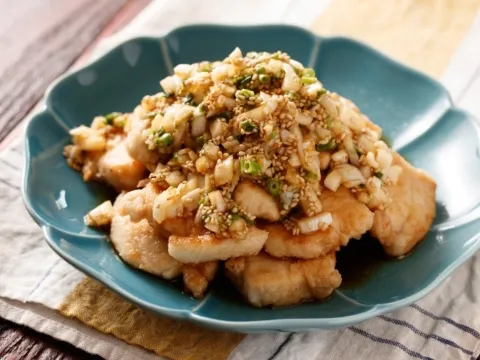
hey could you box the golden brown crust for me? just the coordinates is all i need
[183,261,219,298]
[263,223,340,259]
[321,186,375,245]
[225,252,341,307]
[370,153,436,256]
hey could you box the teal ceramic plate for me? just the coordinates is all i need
[22,25,480,332]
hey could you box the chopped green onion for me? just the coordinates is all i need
[306,172,319,181]
[269,130,277,140]
[199,196,210,205]
[196,136,205,148]
[198,103,206,114]
[325,115,332,129]
[315,139,336,152]
[286,91,298,99]
[159,92,174,99]
[230,213,241,221]
[153,127,165,136]
[239,75,253,88]
[293,67,303,76]
[114,117,126,128]
[272,53,280,60]
[374,172,383,179]
[317,89,327,98]
[301,76,317,85]
[355,147,362,156]
[155,133,173,147]
[201,63,211,72]
[104,112,121,125]
[158,91,174,99]
[267,179,282,196]
[149,127,164,137]
[240,120,257,132]
[182,93,194,105]
[303,68,316,77]
[241,214,255,225]
[239,89,255,98]
[240,159,262,175]
[259,74,271,84]
[255,66,266,74]
[217,111,233,120]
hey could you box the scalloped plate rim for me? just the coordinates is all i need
[21,24,480,332]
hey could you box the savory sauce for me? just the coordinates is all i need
[336,234,393,287]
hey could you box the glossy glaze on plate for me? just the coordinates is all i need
[22,25,480,332]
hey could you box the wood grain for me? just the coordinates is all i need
[0,0,127,143]
[0,0,152,152]
[0,0,151,358]
[0,317,103,359]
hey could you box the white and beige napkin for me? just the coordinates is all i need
[1,1,480,359]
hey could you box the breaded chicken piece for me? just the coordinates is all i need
[115,184,195,238]
[98,140,146,192]
[115,188,151,222]
[225,252,341,307]
[182,261,218,298]
[161,217,196,237]
[370,153,436,256]
[233,180,281,221]
[111,191,182,279]
[110,216,182,279]
[168,227,268,263]
[321,186,374,245]
[263,223,340,259]
[126,108,161,165]
[263,186,373,259]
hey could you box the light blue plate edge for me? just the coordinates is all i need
[20,24,480,332]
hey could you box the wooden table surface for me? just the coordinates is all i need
[0,1,151,358]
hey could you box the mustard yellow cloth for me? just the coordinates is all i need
[59,279,245,360]
[59,1,479,359]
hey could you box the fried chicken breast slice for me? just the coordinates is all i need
[182,261,218,298]
[370,153,436,257]
[115,183,195,238]
[225,252,341,307]
[233,180,281,221]
[263,223,340,259]
[98,140,147,192]
[263,186,373,259]
[126,107,161,165]
[110,216,183,279]
[321,186,374,245]
[111,191,183,279]
[168,227,268,263]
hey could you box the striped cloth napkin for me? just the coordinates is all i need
[1,1,480,359]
